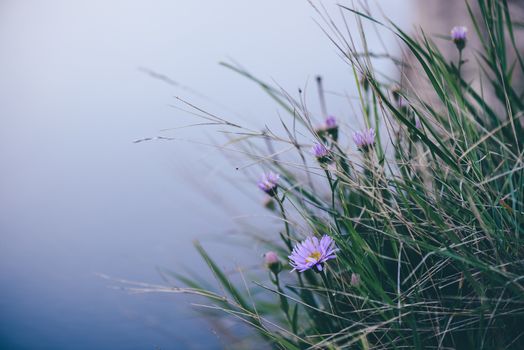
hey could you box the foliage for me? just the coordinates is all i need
[156,1,524,348]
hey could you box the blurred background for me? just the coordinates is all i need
[0,1,410,349]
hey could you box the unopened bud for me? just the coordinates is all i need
[451,26,467,51]
[264,251,282,274]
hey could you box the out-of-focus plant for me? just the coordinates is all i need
[133,0,524,348]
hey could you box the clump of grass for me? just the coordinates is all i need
[137,1,524,348]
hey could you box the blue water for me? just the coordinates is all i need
[0,0,409,348]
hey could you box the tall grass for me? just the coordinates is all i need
[139,1,524,348]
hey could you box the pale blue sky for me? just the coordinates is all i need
[0,1,410,348]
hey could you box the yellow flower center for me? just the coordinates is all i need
[307,251,322,263]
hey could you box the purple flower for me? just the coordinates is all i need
[451,26,467,49]
[258,172,280,197]
[451,26,467,41]
[324,116,339,141]
[311,143,330,165]
[289,235,338,273]
[325,115,337,129]
[315,116,339,141]
[353,128,375,151]
[311,142,329,159]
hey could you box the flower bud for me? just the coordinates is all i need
[257,172,280,197]
[324,115,339,141]
[315,116,339,142]
[311,142,330,165]
[325,115,337,129]
[264,251,282,274]
[451,26,467,51]
[353,128,375,152]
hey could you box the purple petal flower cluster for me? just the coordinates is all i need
[325,115,337,129]
[311,142,329,159]
[289,235,338,273]
[315,116,339,141]
[324,115,339,141]
[451,26,467,41]
[451,26,467,50]
[258,172,280,197]
[353,128,375,151]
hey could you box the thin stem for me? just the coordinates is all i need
[319,269,343,329]
[458,49,463,80]
[277,196,293,251]
[272,273,291,324]
[324,169,342,234]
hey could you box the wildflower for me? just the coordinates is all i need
[289,235,338,273]
[353,128,375,151]
[325,115,337,129]
[311,142,330,164]
[258,172,280,197]
[315,115,338,141]
[264,251,282,274]
[451,26,467,50]
[315,115,339,141]
[350,273,361,287]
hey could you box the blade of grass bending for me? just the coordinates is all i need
[194,240,250,311]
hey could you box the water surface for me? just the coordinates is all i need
[0,1,409,348]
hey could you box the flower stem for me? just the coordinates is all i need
[458,48,463,80]
[325,169,342,234]
[276,196,293,251]
[320,269,342,326]
[272,273,291,323]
